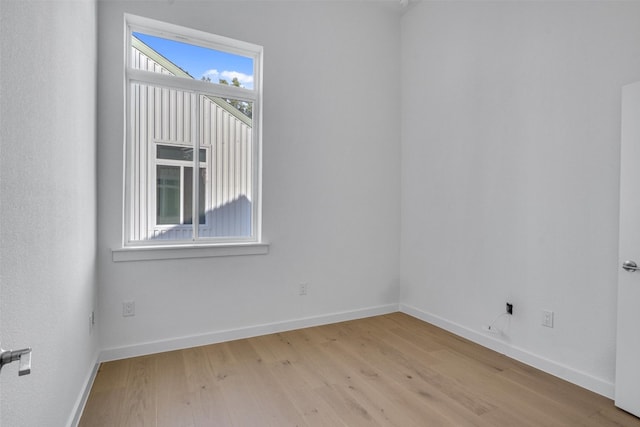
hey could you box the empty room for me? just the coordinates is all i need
[2,0,640,425]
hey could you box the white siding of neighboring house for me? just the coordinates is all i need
[131,42,253,241]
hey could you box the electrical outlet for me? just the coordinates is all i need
[123,300,135,317]
[506,302,513,315]
[89,310,95,335]
[542,310,554,328]
[299,283,308,296]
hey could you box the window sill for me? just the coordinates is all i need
[112,242,269,262]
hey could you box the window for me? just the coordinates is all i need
[154,144,207,226]
[123,15,263,251]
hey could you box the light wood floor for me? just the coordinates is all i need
[79,313,640,426]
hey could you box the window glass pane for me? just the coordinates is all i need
[220,98,252,119]
[157,145,206,162]
[198,168,206,225]
[157,165,180,225]
[183,167,206,225]
[199,94,253,238]
[131,32,254,89]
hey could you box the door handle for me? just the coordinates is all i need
[622,260,640,272]
[0,346,31,376]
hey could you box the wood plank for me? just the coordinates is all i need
[89,359,131,393]
[118,355,157,427]
[155,350,195,427]
[78,389,127,427]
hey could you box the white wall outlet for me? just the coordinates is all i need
[89,310,95,335]
[299,283,308,296]
[123,300,135,317]
[542,310,554,328]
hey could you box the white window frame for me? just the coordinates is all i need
[115,14,267,261]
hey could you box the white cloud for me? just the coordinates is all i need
[220,71,254,88]
[202,69,220,80]
[201,69,254,89]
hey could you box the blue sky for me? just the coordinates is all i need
[134,32,254,89]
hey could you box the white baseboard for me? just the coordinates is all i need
[399,303,614,399]
[99,304,399,362]
[67,351,100,427]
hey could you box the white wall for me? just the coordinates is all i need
[97,1,401,355]
[401,1,640,396]
[0,1,98,426]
